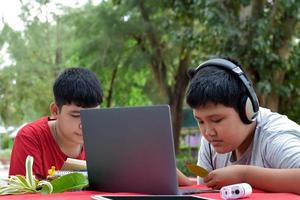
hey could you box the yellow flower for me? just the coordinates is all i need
[48,166,56,176]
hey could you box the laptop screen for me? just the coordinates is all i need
[80,105,179,195]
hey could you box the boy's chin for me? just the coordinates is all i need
[213,147,232,154]
[75,137,84,145]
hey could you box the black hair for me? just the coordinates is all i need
[186,59,247,112]
[53,67,103,110]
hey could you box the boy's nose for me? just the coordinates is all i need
[205,127,217,136]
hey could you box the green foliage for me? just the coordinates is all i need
[0,156,88,195]
[0,156,52,195]
[1,0,300,141]
[0,149,11,164]
[0,21,57,126]
[0,134,13,149]
[62,1,162,107]
[49,173,88,193]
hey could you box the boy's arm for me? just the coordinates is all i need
[177,168,194,186]
[9,131,43,178]
[204,165,300,194]
[244,166,300,194]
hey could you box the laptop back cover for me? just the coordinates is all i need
[81,105,179,195]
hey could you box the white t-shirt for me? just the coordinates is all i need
[197,107,300,183]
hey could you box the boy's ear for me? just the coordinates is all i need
[50,102,59,118]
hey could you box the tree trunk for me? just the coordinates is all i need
[239,0,297,112]
[106,66,118,108]
[169,50,190,154]
[138,2,193,154]
[54,16,62,77]
[265,1,297,111]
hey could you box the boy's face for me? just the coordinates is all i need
[193,102,254,154]
[55,104,98,146]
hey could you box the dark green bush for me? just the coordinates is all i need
[176,146,198,177]
[1,134,13,149]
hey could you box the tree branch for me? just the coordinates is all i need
[137,1,171,98]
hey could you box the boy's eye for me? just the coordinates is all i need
[71,114,80,118]
[212,118,222,123]
[197,120,204,125]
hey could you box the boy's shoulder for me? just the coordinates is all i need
[257,107,300,136]
[14,116,50,138]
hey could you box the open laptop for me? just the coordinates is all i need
[80,105,213,195]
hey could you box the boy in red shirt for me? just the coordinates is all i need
[9,68,103,179]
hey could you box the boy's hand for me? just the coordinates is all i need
[203,165,247,189]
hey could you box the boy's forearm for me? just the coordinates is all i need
[177,168,194,186]
[244,166,300,194]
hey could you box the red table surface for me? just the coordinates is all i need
[0,185,299,200]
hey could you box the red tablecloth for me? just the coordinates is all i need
[0,185,299,200]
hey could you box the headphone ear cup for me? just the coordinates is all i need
[239,96,256,124]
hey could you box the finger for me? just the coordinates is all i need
[212,184,222,190]
[206,182,215,188]
[205,180,222,190]
[203,173,213,183]
[204,178,215,188]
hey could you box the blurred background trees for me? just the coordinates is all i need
[1,0,300,154]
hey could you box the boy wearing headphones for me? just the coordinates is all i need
[9,68,103,179]
[186,58,300,194]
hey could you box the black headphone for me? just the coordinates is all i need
[188,58,259,124]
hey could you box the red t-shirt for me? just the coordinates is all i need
[9,116,85,179]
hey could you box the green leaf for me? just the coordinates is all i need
[1,156,88,196]
[38,180,53,194]
[0,187,20,195]
[0,185,36,195]
[9,175,30,188]
[50,172,88,193]
[25,155,36,189]
[0,155,42,195]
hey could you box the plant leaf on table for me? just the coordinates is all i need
[0,156,38,195]
[38,180,53,194]
[49,172,88,193]
[0,155,88,195]
[25,156,36,189]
